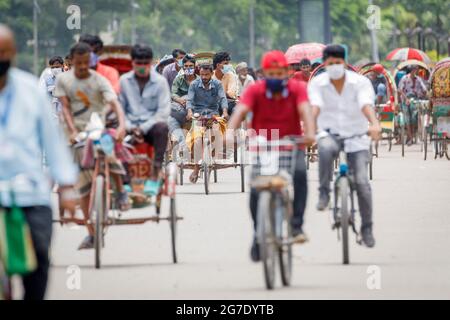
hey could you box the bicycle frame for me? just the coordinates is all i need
[333,150,359,237]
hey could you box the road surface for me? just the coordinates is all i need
[41,143,450,299]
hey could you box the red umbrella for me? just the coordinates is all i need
[386,47,431,64]
[285,43,326,64]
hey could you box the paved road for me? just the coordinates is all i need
[44,143,450,299]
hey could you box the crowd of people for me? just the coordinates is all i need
[2,21,435,300]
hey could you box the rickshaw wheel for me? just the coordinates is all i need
[170,198,178,264]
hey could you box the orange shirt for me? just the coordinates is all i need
[96,62,120,94]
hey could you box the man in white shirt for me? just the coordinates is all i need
[308,45,381,247]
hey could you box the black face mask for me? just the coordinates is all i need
[0,60,11,77]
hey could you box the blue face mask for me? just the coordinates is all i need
[185,67,195,76]
[222,64,233,74]
[89,52,99,68]
[178,59,184,67]
[266,78,286,93]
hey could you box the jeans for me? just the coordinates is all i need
[143,122,169,167]
[250,150,307,232]
[168,116,187,149]
[318,136,373,229]
[21,206,53,300]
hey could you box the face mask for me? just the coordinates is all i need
[178,59,184,67]
[51,68,63,77]
[266,78,286,93]
[222,64,233,74]
[326,64,345,80]
[134,64,151,78]
[185,67,195,76]
[0,60,11,77]
[89,52,99,68]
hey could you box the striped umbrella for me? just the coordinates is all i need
[386,47,431,64]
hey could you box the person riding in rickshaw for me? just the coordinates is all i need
[212,52,239,115]
[169,54,199,158]
[119,44,171,195]
[398,65,428,146]
[185,64,229,183]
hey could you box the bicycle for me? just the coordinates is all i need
[250,136,305,290]
[180,112,245,195]
[321,132,371,265]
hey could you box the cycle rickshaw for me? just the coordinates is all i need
[427,57,450,160]
[174,52,246,195]
[395,59,432,154]
[54,46,182,269]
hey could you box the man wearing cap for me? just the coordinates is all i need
[236,62,255,96]
[228,50,315,262]
[308,44,381,248]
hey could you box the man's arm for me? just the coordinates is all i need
[186,82,195,119]
[362,105,381,140]
[224,73,238,100]
[60,96,79,143]
[298,102,315,144]
[217,82,229,117]
[109,98,127,140]
[140,80,171,133]
[118,82,136,131]
[171,76,186,105]
[228,103,250,130]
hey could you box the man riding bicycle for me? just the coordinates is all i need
[186,64,229,184]
[55,42,129,250]
[119,44,171,195]
[308,44,381,248]
[228,50,315,262]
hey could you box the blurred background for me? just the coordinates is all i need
[0,0,449,73]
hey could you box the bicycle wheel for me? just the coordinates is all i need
[179,164,184,186]
[170,198,178,264]
[388,132,393,152]
[338,178,350,265]
[94,175,106,269]
[423,130,428,160]
[203,163,209,195]
[445,140,450,161]
[277,193,293,287]
[401,126,405,157]
[369,145,373,181]
[257,191,276,290]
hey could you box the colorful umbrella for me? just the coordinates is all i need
[386,48,431,64]
[285,43,326,65]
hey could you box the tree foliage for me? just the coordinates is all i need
[0,0,448,72]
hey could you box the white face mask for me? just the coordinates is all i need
[326,64,345,80]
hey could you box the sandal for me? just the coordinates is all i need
[189,170,200,184]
